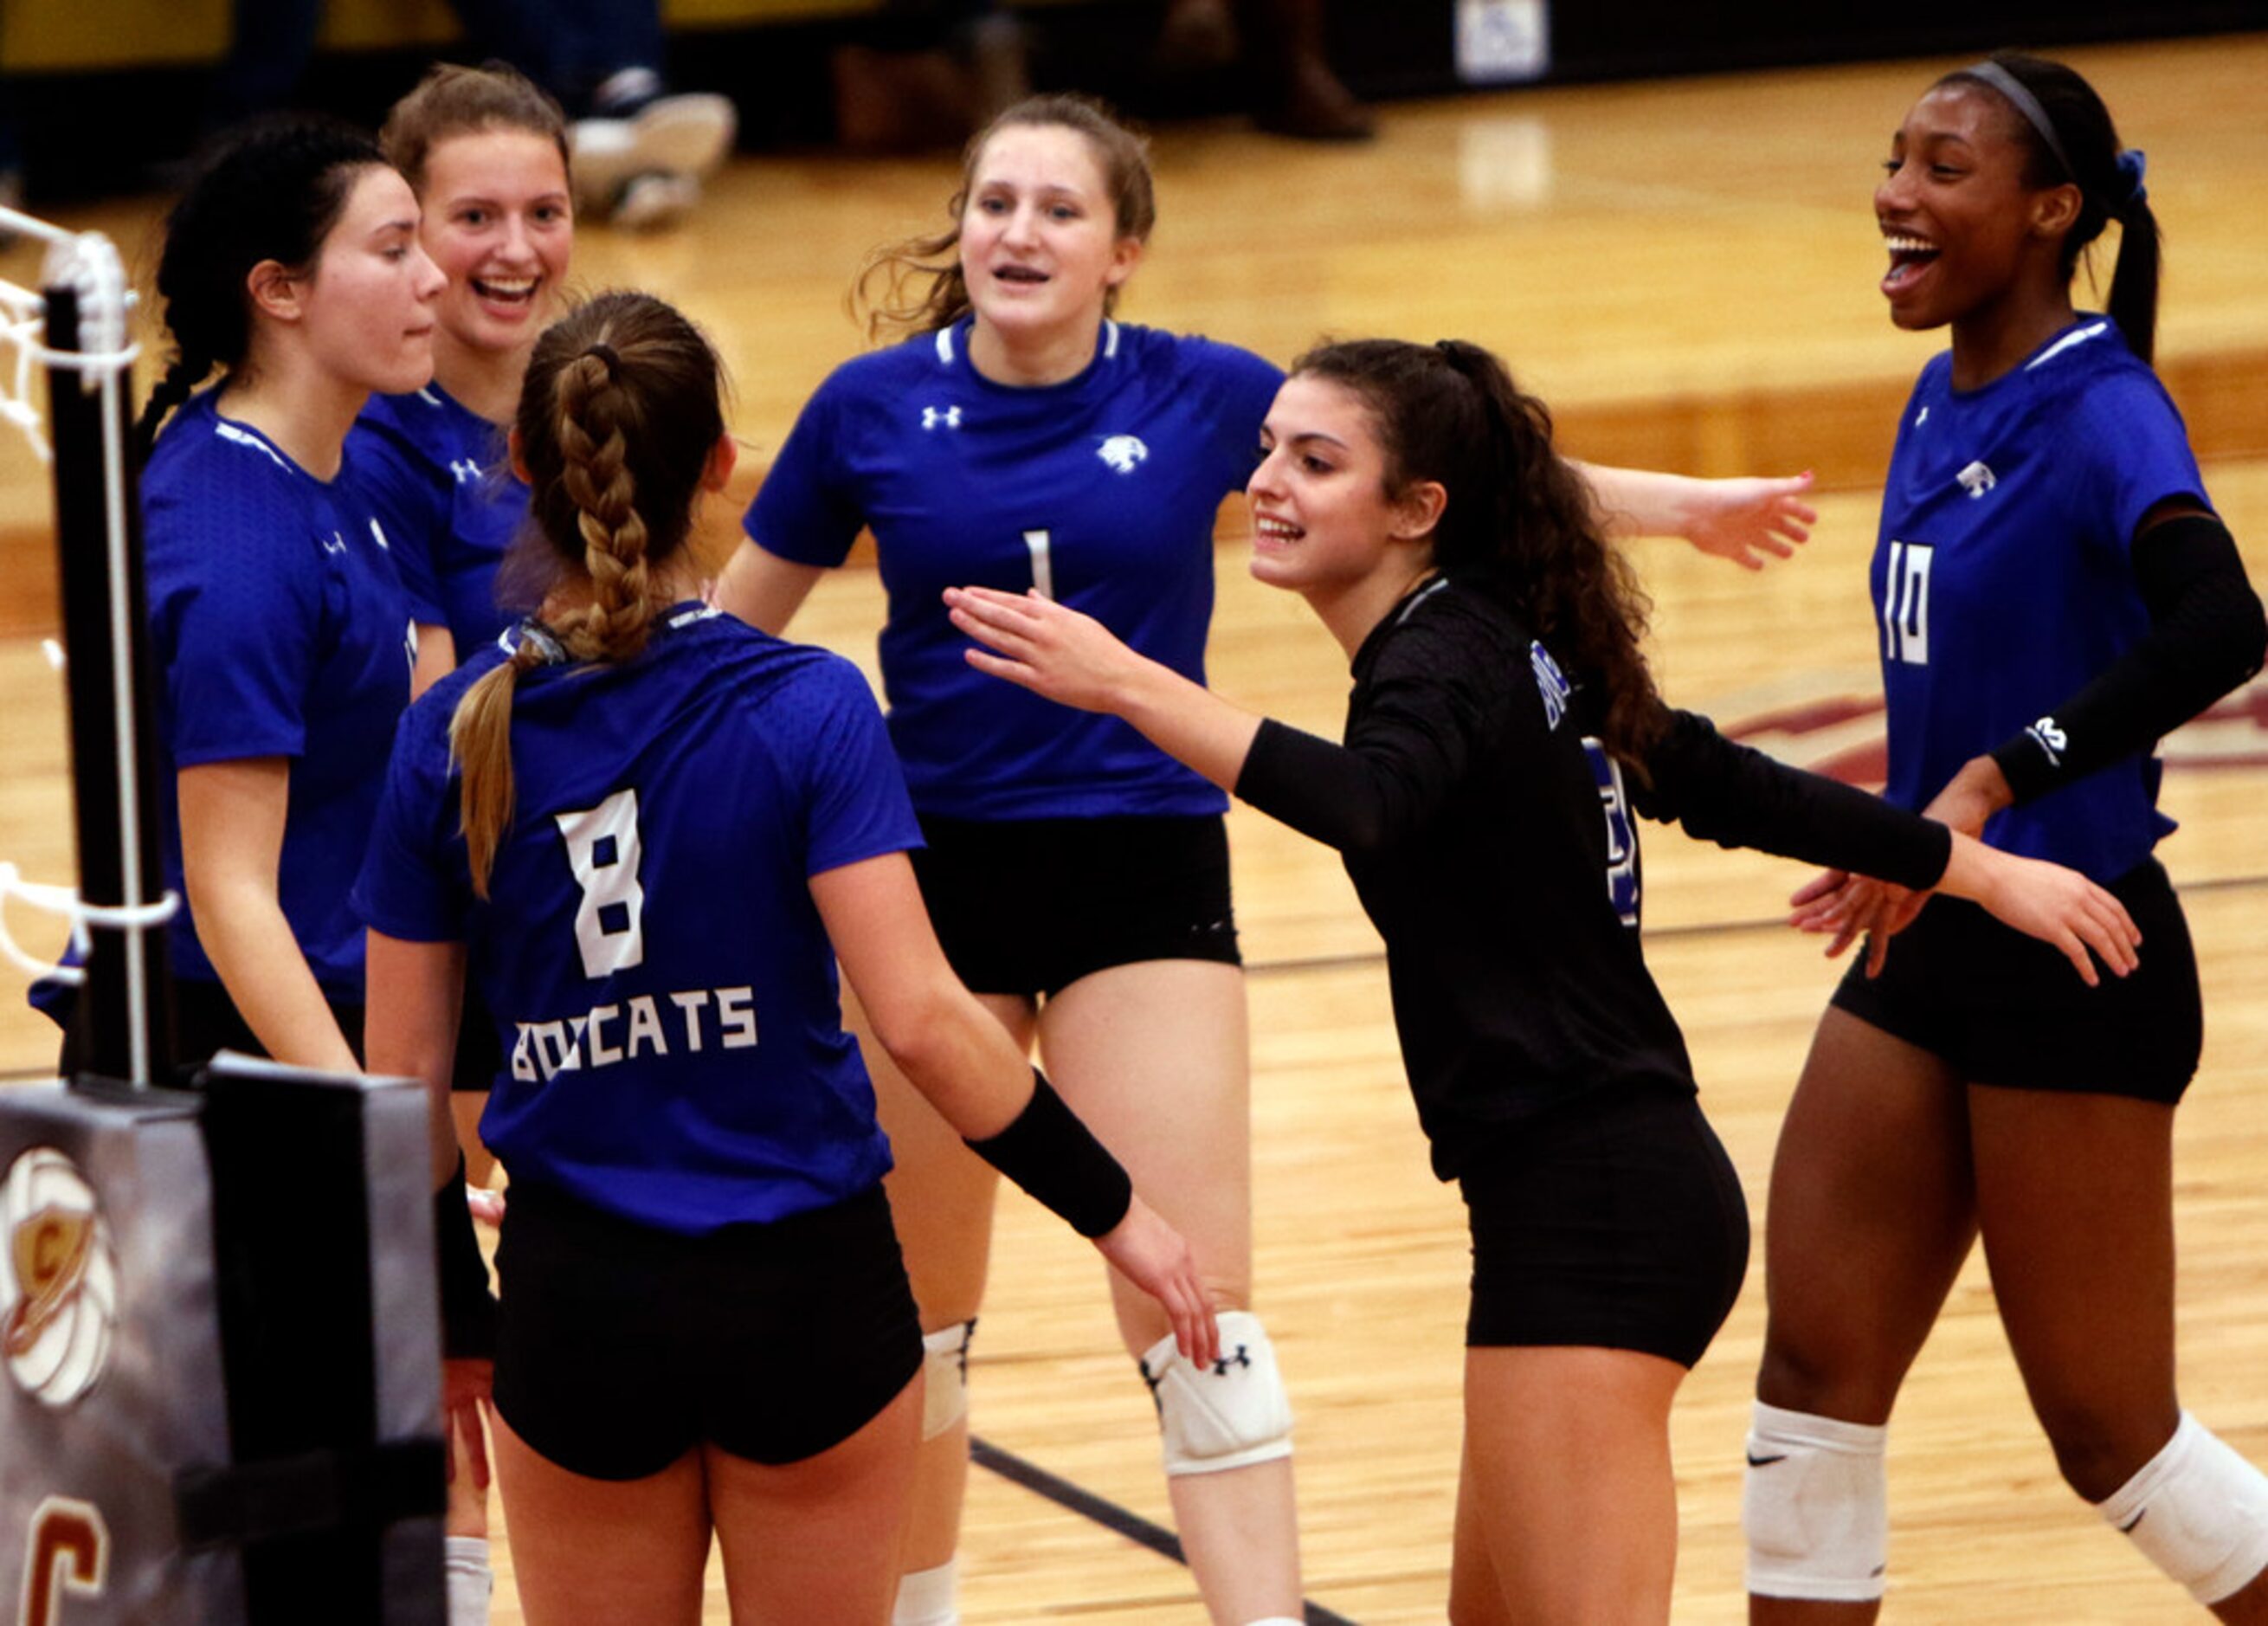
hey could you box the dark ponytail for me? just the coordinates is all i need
[452,292,726,896]
[135,115,387,458]
[1941,51,2160,364]
[1294,337,1666,768]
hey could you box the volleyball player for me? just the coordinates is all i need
[357,290,1215,1624]
[712,91,1819,1626]
[113,116,515,1623]
[121,117,436,1074]
[357,62,571,696]
[351,62,574,1232]
[1744,53,2268,1621]
[944,333,2144,1623]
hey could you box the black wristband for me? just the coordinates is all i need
[435,1158,499,1361]
[963,1069,1133,1239]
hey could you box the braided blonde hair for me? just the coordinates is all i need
[451,291,725,895]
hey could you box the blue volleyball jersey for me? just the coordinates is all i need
[1872,319,2209,880]
[141,392,414,998]
[350,385,528,654]
[747,319,1284,820]
[353,607,921,1234]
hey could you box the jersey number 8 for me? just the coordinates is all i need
[555,789,648,979]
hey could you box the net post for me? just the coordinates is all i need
[43,261,177,1087]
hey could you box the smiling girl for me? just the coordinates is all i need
[945,334,2146,1623]
[1745,53,2268,1623]
[355,64,576,694]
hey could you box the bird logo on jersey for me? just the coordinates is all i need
[0,1146,117,1409]
[1956,460,1997,499]
[1096,435,1149,474]
[921,406,963,431]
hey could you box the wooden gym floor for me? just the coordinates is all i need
[3,30,2268,1622]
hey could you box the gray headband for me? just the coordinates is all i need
[1962,61,2074,181]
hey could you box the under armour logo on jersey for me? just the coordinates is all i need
[2027,715,2068,765]
[1096,434,1149,474]
[921,405,963,430]
[448,457,482,484]
[1956,460,1997,499]
[1212,1346,1252,1377]
[1530,641,1571,731]
[322,532,348,555]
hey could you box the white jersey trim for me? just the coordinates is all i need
[2026,320,2110,372]
[1103,319,1120,359]
[935,326,956,366]
[212,420,293,474]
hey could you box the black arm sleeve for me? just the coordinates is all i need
[1989,513,2266,803]
[1235,716,1421,855]
[963,1069,1133,1239]
[1633,708,1953,889]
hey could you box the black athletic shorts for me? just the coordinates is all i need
[1459,1086,1749,1368]
[1829,857,2200,1104]
[912,813,1240,999]
[492,1179,923,1481]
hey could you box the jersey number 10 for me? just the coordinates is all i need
[1883,539,1933,666]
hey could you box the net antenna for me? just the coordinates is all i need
[0,203,178,1087]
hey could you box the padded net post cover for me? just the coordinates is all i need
[193,1054,446,1624]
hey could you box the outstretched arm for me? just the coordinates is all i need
[1633,710,2140,985]
[1571,461,1816,571]
[946,585,1264,788]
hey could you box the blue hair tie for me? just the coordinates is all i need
[2115,148,2148,213]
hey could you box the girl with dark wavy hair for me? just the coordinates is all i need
[713,89,1824,1625]
[946,334,2139,1621]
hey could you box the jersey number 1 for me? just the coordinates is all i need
[556,789,648,979]
[1023,529,1055,600]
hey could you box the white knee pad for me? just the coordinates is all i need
[444,1535,492,1626]
[2097,1411,2268,1605]
[1742,1400,1890,1603]
[920,1318,976,1442]
[892,1557,958,1626]
[1137,1309,1292,1477]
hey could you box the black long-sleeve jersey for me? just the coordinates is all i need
[1236,577,1952,1180]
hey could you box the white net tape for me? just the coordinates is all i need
[0,204,139,463]
[0,864,178,987]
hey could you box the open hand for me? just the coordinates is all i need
[1955,837,2141,989]
[1788,868,1925,978]
[945,585,1138,713]
[1092,1194,1219,1370]
[1681,472,1816,571]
